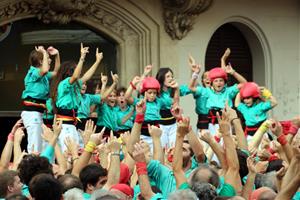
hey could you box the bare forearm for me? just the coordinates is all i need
[232,71,247,83]
[54,145,67,172]
[152,138,164,163]
[139,175,155,200]
[102,83,117,99]
[70,58,84,83]
[223,134,239,169]
[173,88,180,105]
[104,154,120,190]
[207,140,228,169]
[0,141,13,170]
[72,151,92,177]
[242,172,256,200]
[275,176,300,200]
[121,110,134,125]
[53,53,61,74]
[125,86,135,104]
[232,119,248,150]
[40,52,49,75]
[187,131,205,162]
[173,135,187,188]
[81,60,100,83]
[127,122,142,154]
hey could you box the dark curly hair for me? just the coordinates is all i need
[191,182,217,200]
[18,154,53,185]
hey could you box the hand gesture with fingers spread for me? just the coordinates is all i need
[89,126,105,146]
[217,106,231,136]
[269,119,283,137]
[35,46,47,54]
[199,130,212,143]
[107,131,121,153]
[132,76,141,86]
[132,142,147,163]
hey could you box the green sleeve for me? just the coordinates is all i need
[40,145,55,163]
[178,182,190,190]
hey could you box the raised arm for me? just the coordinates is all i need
[103,133,121,190]
[224,63,247,84]
[260,87,278,108]
[35,46,49,76]
[125,76,141,105]
[248,120,271,152]
[270,120,293,163]
[221,48,231,69]
[0,120,22,172]
[127,98,145,154]
[188,55,201,92]
[70,43,89,84]
[173,117,191,188]
[235,92,242,107]
[148,125,164,163]
[81,48,103,83]
[137,65,152,91]
[47,46,60,77]
[242,156,257,200]
[132,142,156,199]
[102,72,118,100]
[13,127,25,168]
[72,120,103,177]
[120,107,134,125]
[218,107,242,193]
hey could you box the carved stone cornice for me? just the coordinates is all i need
[0,0,95,24]
[162,0,213,40]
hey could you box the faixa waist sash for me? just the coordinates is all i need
[23,97,46,113]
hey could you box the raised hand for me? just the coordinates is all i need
[11,119,23,135]
[14,127,25,144]
[168,80,179,89]
[96,48,103,62]
[89,126,105,145]
[148,124,162,139]
[41,124,53,143]
[247,156,257,174]
[224,101,238,122]
[143,64,153,76]
[132,142,147,163]
[222,48,231,59]
[47,46,59,56]
[171,104,183,120]
[64,136,79,156]
[136,97,146,114]
[224,63,235,75]
[82,120,97,143]
[199,130,212,143]
[101,73,108,85]
[53,117,63,138]
[111,71,119,84]
[120,131,131,146]
[176,116,191,138]
[107,133,121,153]
[80,43,89,59]
[269,119,283,137]
[35,46,47,54]
[217,107,231,136]
[132,76,141,86]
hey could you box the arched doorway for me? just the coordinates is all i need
[205,23,253,84]
[205,18,271,87]
[0,18,117,111]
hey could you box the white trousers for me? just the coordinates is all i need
[58,124,82,153]
[160,123,177,149]
[21,111,44,153]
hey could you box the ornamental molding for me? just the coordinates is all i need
[162,0,213,40]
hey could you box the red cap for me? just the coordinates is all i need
[208,67,227,82]
[119,163,131,184]
[140,77,160,93]
[240,82,260,99]
[110,184,134,197]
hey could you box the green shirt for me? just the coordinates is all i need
[237,101,272,126]
[147,159,199,198]
[22,66,52,100]
[56,77,83,110]
[194,86,210,115]
[116,105,135,130]
[83,192,91,200]
[217,176,236,197]
[43,98,54,120]
[78,94,101,119]
[159,85,192,110]
[205,84,239,110]
[96,103,118,131]
[134,97,164,121]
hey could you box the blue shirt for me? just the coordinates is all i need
[78,94,101,119]
[237,101,272,126]
[22,66,52,100]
